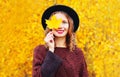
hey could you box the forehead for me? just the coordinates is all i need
[53,12,68,20]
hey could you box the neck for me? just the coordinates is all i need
[55,37,66,48]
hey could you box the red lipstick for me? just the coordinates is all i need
[56,30,64,34]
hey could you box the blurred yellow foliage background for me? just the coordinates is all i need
[0,0,120,77]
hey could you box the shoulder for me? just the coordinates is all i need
[33,44,47,57]
[73,46,87,66]
[74,46,85,59]
[75,46,84,55]
[34,44,46,52]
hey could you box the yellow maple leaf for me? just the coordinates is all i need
[45,15,62,29]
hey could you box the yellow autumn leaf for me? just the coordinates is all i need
[45,15,62,29]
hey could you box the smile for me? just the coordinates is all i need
[56,30,64,34]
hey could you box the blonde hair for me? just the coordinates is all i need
[44,11,76,52]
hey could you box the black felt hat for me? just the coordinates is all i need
[41,5,79,32]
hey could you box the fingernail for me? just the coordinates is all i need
[50,40,52,43]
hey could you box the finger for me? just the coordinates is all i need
[46,34,53,39]
[46,34,54,39]
[50,39,53,43]
[44,36,54,43]
[47,32,53,36]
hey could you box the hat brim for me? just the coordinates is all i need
[41,5,79,32]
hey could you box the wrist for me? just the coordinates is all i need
[49,48,54,52]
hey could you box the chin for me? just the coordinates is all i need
[56,35,65,38]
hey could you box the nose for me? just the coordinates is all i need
[57,27,62,29]
[58,25,64,30]
[58,23,64,28]
[57,26,64,30]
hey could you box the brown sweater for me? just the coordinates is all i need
[32,45,88,77]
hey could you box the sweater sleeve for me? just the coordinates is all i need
[76,48,88,77]
[32,45,62,77]
[41,51,62,77]
[81,57,88,77]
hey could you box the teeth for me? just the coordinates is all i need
[57,30,64,33]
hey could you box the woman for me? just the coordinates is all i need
[32,5,88,77]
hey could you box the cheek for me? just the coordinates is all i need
[52,30,56,34]
[64,24,69,31]
[61,22,69,28]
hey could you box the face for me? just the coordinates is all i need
[52,12,69,38]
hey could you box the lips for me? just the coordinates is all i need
[56,30,64,34]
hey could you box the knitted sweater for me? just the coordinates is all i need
[32,45,88,77]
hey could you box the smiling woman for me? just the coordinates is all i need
[46,11,75,52]
[32,5,88,77]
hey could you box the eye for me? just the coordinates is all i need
[62,20,68,24]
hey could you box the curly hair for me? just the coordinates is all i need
[44,11,76,52]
